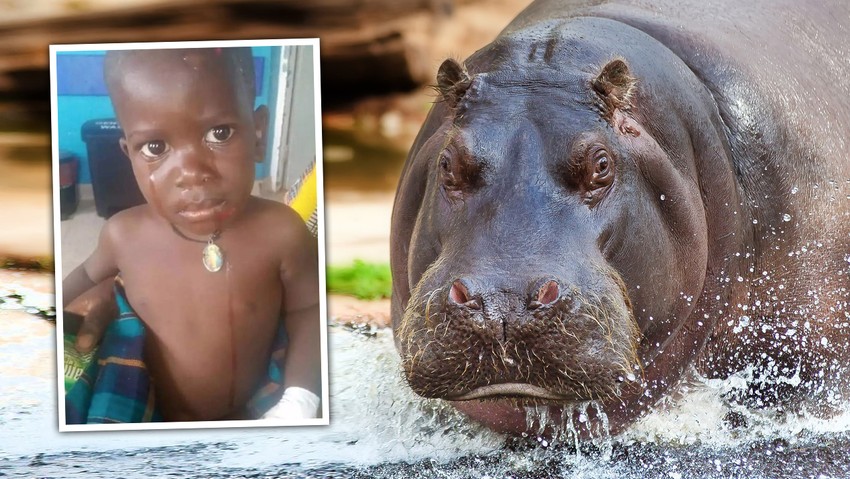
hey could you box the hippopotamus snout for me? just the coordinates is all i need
[397,263,641,403]
[443,276,574,340]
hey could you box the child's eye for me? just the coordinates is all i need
[140,140,169,159]
[205,125,234,144]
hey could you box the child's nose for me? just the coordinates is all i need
[175,144,216,188]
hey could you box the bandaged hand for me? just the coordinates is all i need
[263,387,320,420]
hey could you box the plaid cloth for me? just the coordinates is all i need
[65,280,289,424]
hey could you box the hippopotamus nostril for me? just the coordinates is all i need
[537,280,560,305]
[449,279,482,310]
[528,279,560,309]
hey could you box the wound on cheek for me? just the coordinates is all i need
[217,205,237,222]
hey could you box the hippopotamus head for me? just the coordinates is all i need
[391,17,741,434]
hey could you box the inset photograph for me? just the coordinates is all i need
[50,39,328,431]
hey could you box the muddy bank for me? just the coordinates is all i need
[329,293,392,328]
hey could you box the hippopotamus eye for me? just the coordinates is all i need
[590,150,614,189]
[440,156,451,173]
[438,148,482,200]
[596,155,609,175]
[439,154,455,183]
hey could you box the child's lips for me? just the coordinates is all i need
[178,199,227,222]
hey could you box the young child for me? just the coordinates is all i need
[62,47,321,422]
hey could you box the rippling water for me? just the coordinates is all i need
[2,274,850,478]
[2,155,848,474]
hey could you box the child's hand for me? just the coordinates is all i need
[64,278,117,353]
[262,387,320,420]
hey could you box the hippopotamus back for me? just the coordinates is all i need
[512,0,850,230]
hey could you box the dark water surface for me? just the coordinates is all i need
[2,290,850,479]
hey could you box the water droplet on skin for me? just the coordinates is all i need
[660,194,666,201]
[791,186,799,194]
[782,213,791,222]
[752,219,759,224]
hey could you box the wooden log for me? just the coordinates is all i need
[0,0,453,108]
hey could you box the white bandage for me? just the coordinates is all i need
[262,387,320,420]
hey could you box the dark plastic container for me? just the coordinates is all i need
[81,119,145,218]
[58,150,79,220]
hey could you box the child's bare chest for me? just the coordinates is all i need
[115,238,284,418]
[121,237,281,318]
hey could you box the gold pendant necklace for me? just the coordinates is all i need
[170,224,224,272]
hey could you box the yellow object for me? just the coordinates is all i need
[289,166,317,223]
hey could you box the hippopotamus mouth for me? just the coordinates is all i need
[397,267,641,405]
[450,383,570,401]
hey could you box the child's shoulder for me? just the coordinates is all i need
[244,197,312,243]
[247,197,303,224]
[101,204,157,241]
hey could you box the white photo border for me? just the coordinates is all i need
[50,37,329,432]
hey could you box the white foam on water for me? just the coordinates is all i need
[216,326,850,472]
[5,313,850,478]
[627,366,850,447]
[321,325,506,463]
[211,325,505,469]
[1,321,504,469]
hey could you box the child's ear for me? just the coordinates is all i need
[119,137,130,158]
[253,105,270,164]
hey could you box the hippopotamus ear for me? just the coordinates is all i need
[592,59,637,118]
[435,58,472,108]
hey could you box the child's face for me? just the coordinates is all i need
[111,49,268,236]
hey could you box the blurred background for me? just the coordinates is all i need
[0,0,532,272]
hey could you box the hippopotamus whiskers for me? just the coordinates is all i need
[398,272,641,402]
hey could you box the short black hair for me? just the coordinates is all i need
[103,46,255,101]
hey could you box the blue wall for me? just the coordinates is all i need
[55,47,278,184]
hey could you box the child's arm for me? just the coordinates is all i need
[276,212,322,417]
[62,220,121,308]
[65,278,119,353]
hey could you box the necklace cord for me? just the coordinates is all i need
[170,223,220,243]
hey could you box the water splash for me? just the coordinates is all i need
[3,317,850,478]
[0,283,55,318]
[628,366,850,447]
[327,325,504,464]
[521,401,613,460]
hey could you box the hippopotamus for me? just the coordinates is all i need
[390,0,850,436]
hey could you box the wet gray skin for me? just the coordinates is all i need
[390,0,850,436]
